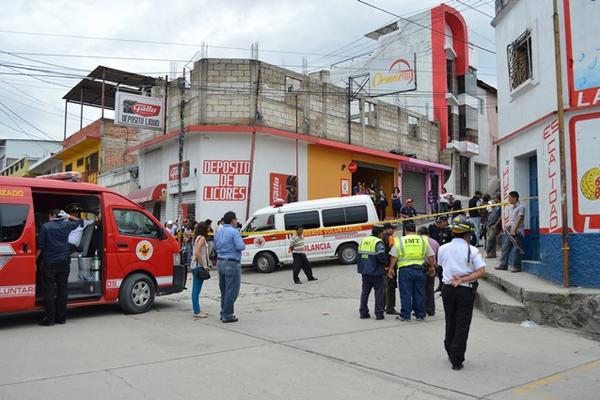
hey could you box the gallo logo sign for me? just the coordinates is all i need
[115,92,164,131]
[370,54,417,93]
[130,102,160,117]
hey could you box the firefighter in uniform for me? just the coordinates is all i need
[382,222,398,314]
[387,221,435,321]
[357,225,387,320]
[437,215,486,370]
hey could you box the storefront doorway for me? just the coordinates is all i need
[402,170,427,214]
[351,161,395,218]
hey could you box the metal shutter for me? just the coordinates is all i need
[402,171,426,214]
[169,192,197,222]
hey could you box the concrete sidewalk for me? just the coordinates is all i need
[1,262,599,399]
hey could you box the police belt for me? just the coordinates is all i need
[399,264,425,270]
[444,281,479,289]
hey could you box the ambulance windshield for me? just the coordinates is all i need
[243,214,275,232]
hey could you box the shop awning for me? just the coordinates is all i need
[128,183,166,204]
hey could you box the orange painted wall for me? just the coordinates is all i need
[307,145,398,217]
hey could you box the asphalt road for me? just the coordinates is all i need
[1,261,599,400]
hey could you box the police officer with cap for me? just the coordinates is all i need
[357,225,387,320]
[437,215,486,370]
[387,221,435,321]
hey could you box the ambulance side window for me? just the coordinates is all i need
[322,208,345,227]
[0,204,29,242]
[245,214,275,232]
[284,211,320,230]
[345,205,368,224]
[113,209,163,239]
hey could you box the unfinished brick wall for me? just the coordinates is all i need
[100,120,138,172]
[139,58,442,164]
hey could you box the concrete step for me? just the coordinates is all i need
[475,280,529,323]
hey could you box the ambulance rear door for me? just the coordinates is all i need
[0,186,36,313]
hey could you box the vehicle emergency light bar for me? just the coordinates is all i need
[35,171,82,182]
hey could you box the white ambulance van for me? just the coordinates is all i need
[240,195,379,273]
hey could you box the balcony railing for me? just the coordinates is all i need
[80,171,98,184]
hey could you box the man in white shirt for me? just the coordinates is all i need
[497,191,525,272]
[66,205,95,250]
[438,215,486,371]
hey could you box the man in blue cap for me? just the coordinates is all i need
[357,225,387,320]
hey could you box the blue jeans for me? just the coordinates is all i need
[499,233,524,269]
[397,267,426,320]
[191,268,205,314]
[218,260,241,321]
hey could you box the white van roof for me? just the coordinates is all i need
[251,195,373,216]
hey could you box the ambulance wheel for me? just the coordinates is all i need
[254,252,276,273]
[119,273,156,314]
[338,243,358,264]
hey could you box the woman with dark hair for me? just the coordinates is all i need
[391,187,402,218]
[191,222,210,318]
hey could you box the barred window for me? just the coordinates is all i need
[507,30,533,90]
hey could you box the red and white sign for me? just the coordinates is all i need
[203,160,250,201]
[543,120,561,233]
[115,92,164,131]
[167,161,192,194]
[569,113,600,232]
[340,178,350,197]
[168,161,190,181]
[269,173,298,204]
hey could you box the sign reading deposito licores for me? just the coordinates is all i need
[115,92,164,131]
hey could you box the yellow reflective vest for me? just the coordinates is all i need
[394,234,428,268]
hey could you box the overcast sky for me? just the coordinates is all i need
[0,0,497,144]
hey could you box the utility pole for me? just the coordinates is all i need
[552,0,570,287]
[177,78,186,235]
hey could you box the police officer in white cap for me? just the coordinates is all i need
[437,215,486,370]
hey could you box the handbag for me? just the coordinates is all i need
[197,268,211,280]
[192,237,211,280]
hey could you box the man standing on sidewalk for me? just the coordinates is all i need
[214,211,245,323]
[289,226,317,284]
[438,215,486,370]
[357,225,387,320]
[485,194,502,258]
[468,191,483,245]
[496,191,525,272]
[388,221,435,321]
[382,222,398,315]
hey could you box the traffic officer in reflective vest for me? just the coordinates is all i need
[437,215,486,370]
[357,225,387,320]
[387,221,435,321]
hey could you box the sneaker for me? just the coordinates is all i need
[396,316,410,321]
[194,312,208,318]
[55,319,66,325]
[494,266,508,271]
[360,314,371,319]
[294,279,302,284]
[416,317,425,321]
[385,309,399,315]
[222,317,238,323]
[509,267,521,273]
[307,277,318,281]
[452,363,464,371]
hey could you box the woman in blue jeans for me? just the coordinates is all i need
[191,222,211,318]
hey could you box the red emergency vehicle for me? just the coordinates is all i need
[0,176,186,315]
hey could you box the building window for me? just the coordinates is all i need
[507,30,533,90]
[459,105,479,143]
[365,101,377,127]
[77,157,84,167]
[477,97,484,115]
[65,163,73,172]
[459,156,470,197]
[446,59,457,95]
[408,115,420,138]
[87,152,99,173]
[285,76,302,93]
[448,106,456,142]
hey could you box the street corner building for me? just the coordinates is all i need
[493,0,600,287]
[127,58,452,225]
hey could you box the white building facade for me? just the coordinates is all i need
[493,0,600,287]
[330,4,499,201]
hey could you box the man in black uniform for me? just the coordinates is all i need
[37,209,82,326]
[437,216,486,370]
[382,222,398,315]
[428,216,452,292]
[400,198,418,234]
